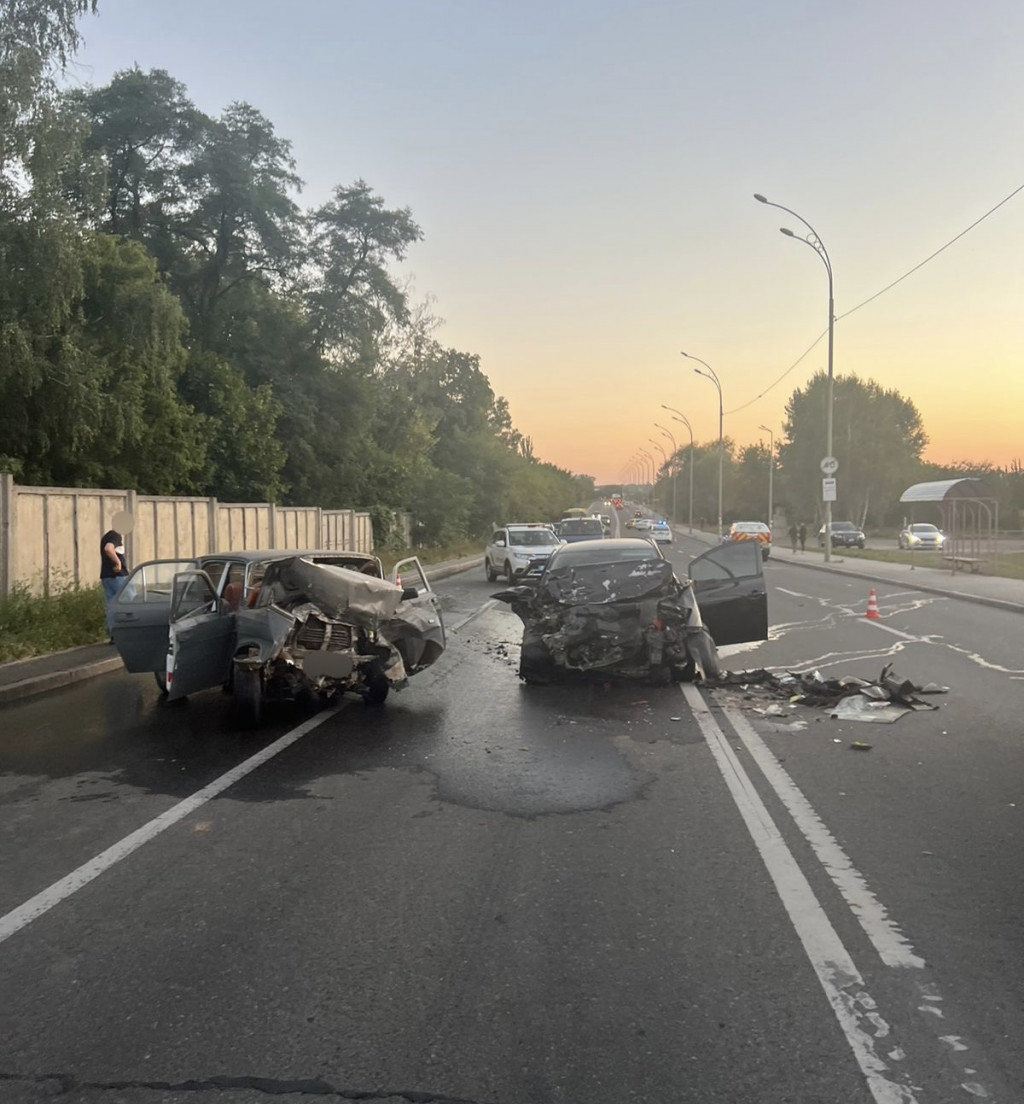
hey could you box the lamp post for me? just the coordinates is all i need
[654,422,678,523]
[758,424,774,529]
[755,193,835,562]
[648,439,667,516]
[662,406,694,533]
[639,448,656,507]
[681,352,723,537]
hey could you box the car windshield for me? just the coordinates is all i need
[549,544,659,569]
[831,522,858,531]
[910,524,938,533]
[508,529,557,546]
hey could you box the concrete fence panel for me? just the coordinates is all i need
[0,477,403,594]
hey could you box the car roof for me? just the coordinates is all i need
[199,548,378,564]
[732,521,768,530]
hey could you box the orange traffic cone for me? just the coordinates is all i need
[865,588,881,620]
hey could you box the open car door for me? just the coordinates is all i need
[390,556,446,671]
[687,541,768,646]
[165,570,237,701]
[110,559,198,673]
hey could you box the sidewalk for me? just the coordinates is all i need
[0,553,482,707]
[683,526,1024,616]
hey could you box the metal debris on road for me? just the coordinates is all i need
[709,663,947,723]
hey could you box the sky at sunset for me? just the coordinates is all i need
[67,0,1024,483]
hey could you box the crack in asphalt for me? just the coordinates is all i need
[0,1072,502,1104]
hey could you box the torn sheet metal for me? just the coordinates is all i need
[258,556,405,625]
[712,663,946,723]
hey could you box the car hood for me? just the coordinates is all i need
[257,556,406,626]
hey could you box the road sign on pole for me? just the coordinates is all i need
[820,456,838,476]
[822,477,837,502]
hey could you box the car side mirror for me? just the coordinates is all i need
[494,537,506,547]
[401,586,419,601]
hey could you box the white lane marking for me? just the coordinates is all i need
[0,707,343,946]
[449,599,498,633]
[718,702,925,969]
[681,684,919,1104]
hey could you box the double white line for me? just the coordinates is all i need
[683,683,995,1104]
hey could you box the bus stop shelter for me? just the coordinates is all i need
[899,478,997,574]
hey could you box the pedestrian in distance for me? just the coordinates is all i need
[788,522,798,553]
[798,522,807,553]
[100,511,132,635]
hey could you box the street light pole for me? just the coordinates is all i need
[681,352,723,537]
[755,193,835,562]
[662,406,694,534]
[758,424,774,529]
[654,422,677,523]
[648,439,667,516]
[639,449,656,506]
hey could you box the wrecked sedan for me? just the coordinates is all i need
[111,550,443,723]
[492,537,767,684]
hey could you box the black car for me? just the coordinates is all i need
[491,537,768,685]
[818,520,866,549]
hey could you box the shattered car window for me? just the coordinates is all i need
[549,544,659,569]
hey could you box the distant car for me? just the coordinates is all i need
[650,519,673,544]
[554,517,606,544]
[600,514,612,532]
[485,524,562,581]
[492,538,768,685]
[819,521,866,549]
[898,523,945,550]
[634,509,643,518]
[633,518,654,531]
[723,521,772,560]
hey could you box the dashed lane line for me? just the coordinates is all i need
[0,706,345,947]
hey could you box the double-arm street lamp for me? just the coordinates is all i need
[659,408,694,533]
[755,193,835,562]
[758,423,774,529]
[654,422,678,524]
[639,449,656,506]
[648,439,668,515]
[681,352,723,537]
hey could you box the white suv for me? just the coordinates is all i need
[485,524,562,582]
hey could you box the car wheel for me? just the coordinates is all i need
[232,666,264,728]
[858,541,865,549]
[363,661,390,705]
[485,558,497,582]
[504,560,514,582]
[691,628,722,680]
[153,668,168,695]
[520,633,555,685]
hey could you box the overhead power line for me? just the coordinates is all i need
[724,180,1024,416]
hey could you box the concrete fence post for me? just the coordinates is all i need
[125,489,138,572]
[316,506,323,549]
[208,497,219,554]
[268,502,277,549]
[1,473,13,596]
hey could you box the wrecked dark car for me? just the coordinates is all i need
[492,538,767,684]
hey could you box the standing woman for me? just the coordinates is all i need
[100,511,132,633]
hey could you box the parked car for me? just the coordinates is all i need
[492,537,768,685]
[110,549,444,722]
[898,523,945,550]
[818,520,866,549]
[485,524,562,582]
[554,517,606,543]
[650,519,673,544]
[723,520,772,560]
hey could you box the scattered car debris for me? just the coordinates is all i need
[850,741,873,751]
[708,663,947,723]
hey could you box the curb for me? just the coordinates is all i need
[0,655,124,706]
[0,555,484,707]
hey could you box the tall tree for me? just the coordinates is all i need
[779,373,927,526]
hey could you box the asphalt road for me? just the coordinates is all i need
[1,525,1022,1104]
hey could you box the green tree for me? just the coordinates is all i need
[779,373,927,527]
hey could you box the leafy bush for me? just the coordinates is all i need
[0,582,107,661]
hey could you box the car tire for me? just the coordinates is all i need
[519,633,555,685]
[364,661,390,705]
[504,560,514,582]
[232,666,264,729]
[485,558,497,582]
[691,628,722,680]
[153,669,168,695]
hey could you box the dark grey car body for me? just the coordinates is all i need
[492,538,767,683]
